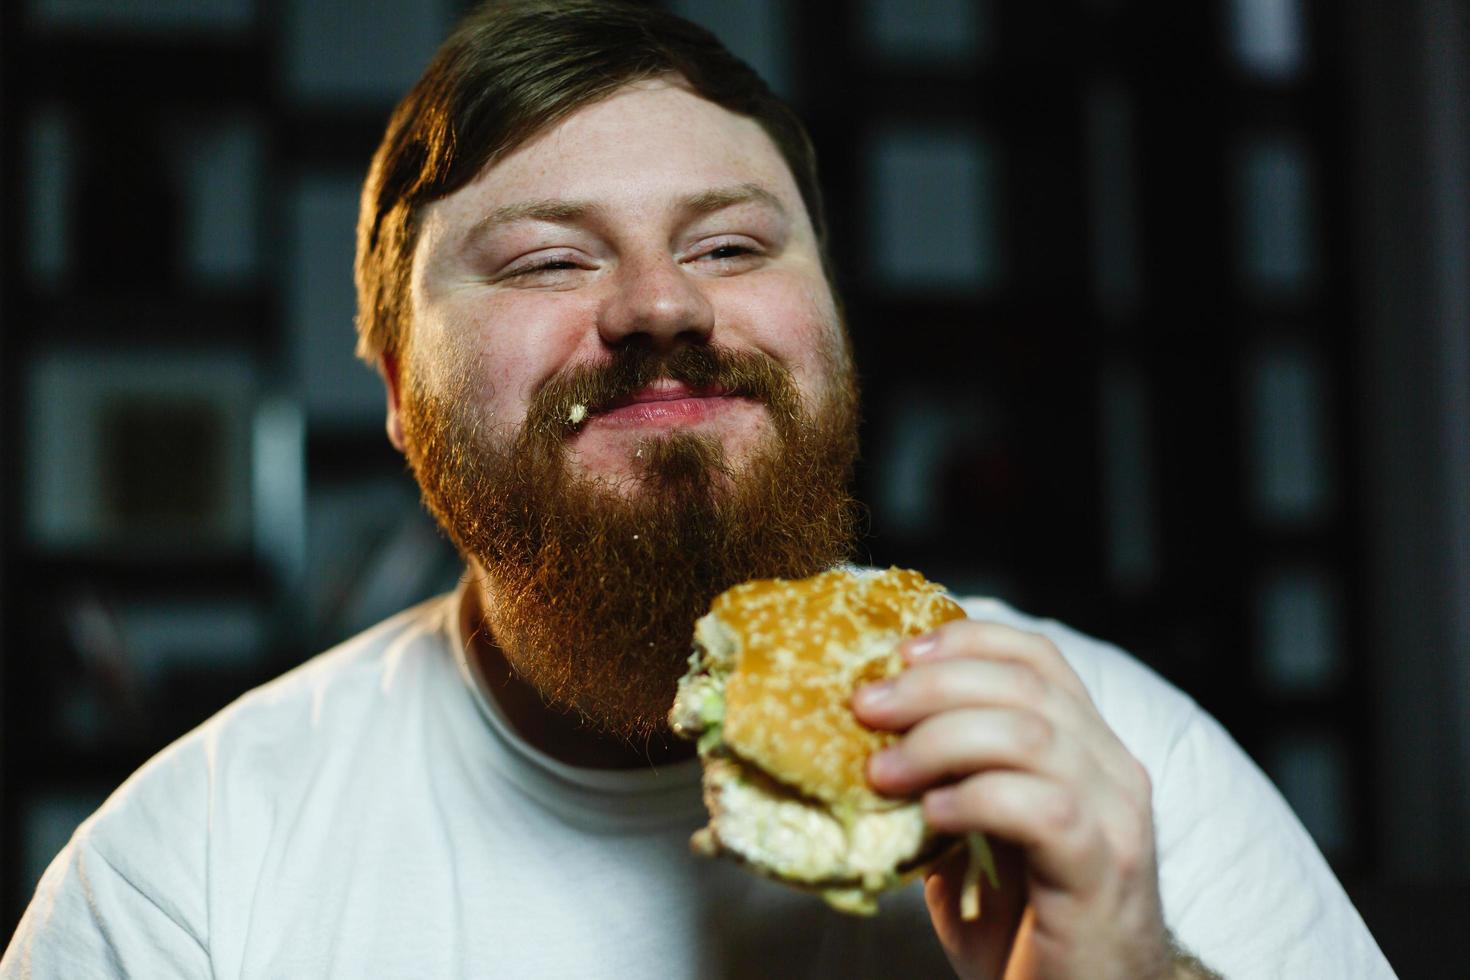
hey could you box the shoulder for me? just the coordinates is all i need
[952,595,1393,976]
[200,590,460,755]
[69,591,459,889]
[6,593,462,968]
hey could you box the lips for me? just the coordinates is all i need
[588,381,740,427]
[602,380,731,411]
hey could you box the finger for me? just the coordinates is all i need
[852,657,1051,730]
[923,770,1107,894]
[868,707,1071,796]
[856,659,1154,822]
[902,620,1093,704]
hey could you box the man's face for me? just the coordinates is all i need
[389,79,858,741]
[399,79,848,488]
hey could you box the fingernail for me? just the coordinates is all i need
[905,634,939,660]
[855,680,894,708]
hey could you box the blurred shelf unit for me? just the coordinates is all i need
[1,0,468,937]
[12,288,278,349]
[0,0,1376,936]
[16,37,268,103]
[19,553,274,597]
[788,0,1373,873]
[3,18,282,931]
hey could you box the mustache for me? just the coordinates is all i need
[523,345,801,441]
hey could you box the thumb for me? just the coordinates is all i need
[924,842,1028,980]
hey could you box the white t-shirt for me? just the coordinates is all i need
[2,587,1395,979]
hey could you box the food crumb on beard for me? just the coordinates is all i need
[568,403,588,424]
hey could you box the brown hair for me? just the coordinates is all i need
[354,0,828,364]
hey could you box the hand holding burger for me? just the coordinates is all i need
[676,568,1217,979]
[853,619,1186,979]
[670,567,995,915]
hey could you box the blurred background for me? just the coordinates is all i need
[0,0,1465,972]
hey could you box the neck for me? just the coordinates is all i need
[458,581,696,770]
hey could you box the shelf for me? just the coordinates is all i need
[279,110,394,171]
[16,36,268,106]
[5,662,283,790]
[18,552,272,597]
[306,427,404,483]
[16,286,276,352]
[0,0,1383,945]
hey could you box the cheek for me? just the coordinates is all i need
[713,273,846,395]
[419,294,595,423]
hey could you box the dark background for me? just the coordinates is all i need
[1,0,1465,973]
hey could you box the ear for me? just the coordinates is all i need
[380,352,406,452]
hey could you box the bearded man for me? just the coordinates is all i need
[3,2,1394,978]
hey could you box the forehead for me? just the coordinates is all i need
[426,80,807,229]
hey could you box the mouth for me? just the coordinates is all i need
[582,381,743,428]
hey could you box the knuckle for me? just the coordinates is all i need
[1010,663,1048,705]
[1041,788,1080,835]
[939,619,979,646]
[1019,628,1051,650]
[968,621,1011,651]
[908,717,958,765]
[966,620,1000,639]
[908,666,948,702]
[1012,713,1054,760]
[1111,824,1153,878]
[954,774,992,812]
[1033,634,1067,667]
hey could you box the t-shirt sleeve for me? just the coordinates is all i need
[0,832,210,979]
[1154,705,1396,979]
[1,737,212,980]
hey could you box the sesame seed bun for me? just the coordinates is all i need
[670,567,968,914]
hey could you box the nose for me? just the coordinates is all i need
[596,251,715,349]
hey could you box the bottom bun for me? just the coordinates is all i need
[694,755,961,914]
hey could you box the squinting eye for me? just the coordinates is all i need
[700,243,760,262]
[505,258,580,278]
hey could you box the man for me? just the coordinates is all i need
[3,1,1394,977]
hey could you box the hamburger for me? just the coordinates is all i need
[670,567,998,916]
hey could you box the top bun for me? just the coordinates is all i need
[709,567,967,812]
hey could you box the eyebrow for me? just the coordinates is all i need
[458,181,788,251]
[475,198,605,231]
[680,182,788,220]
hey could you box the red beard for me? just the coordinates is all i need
[400,343,860,743]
